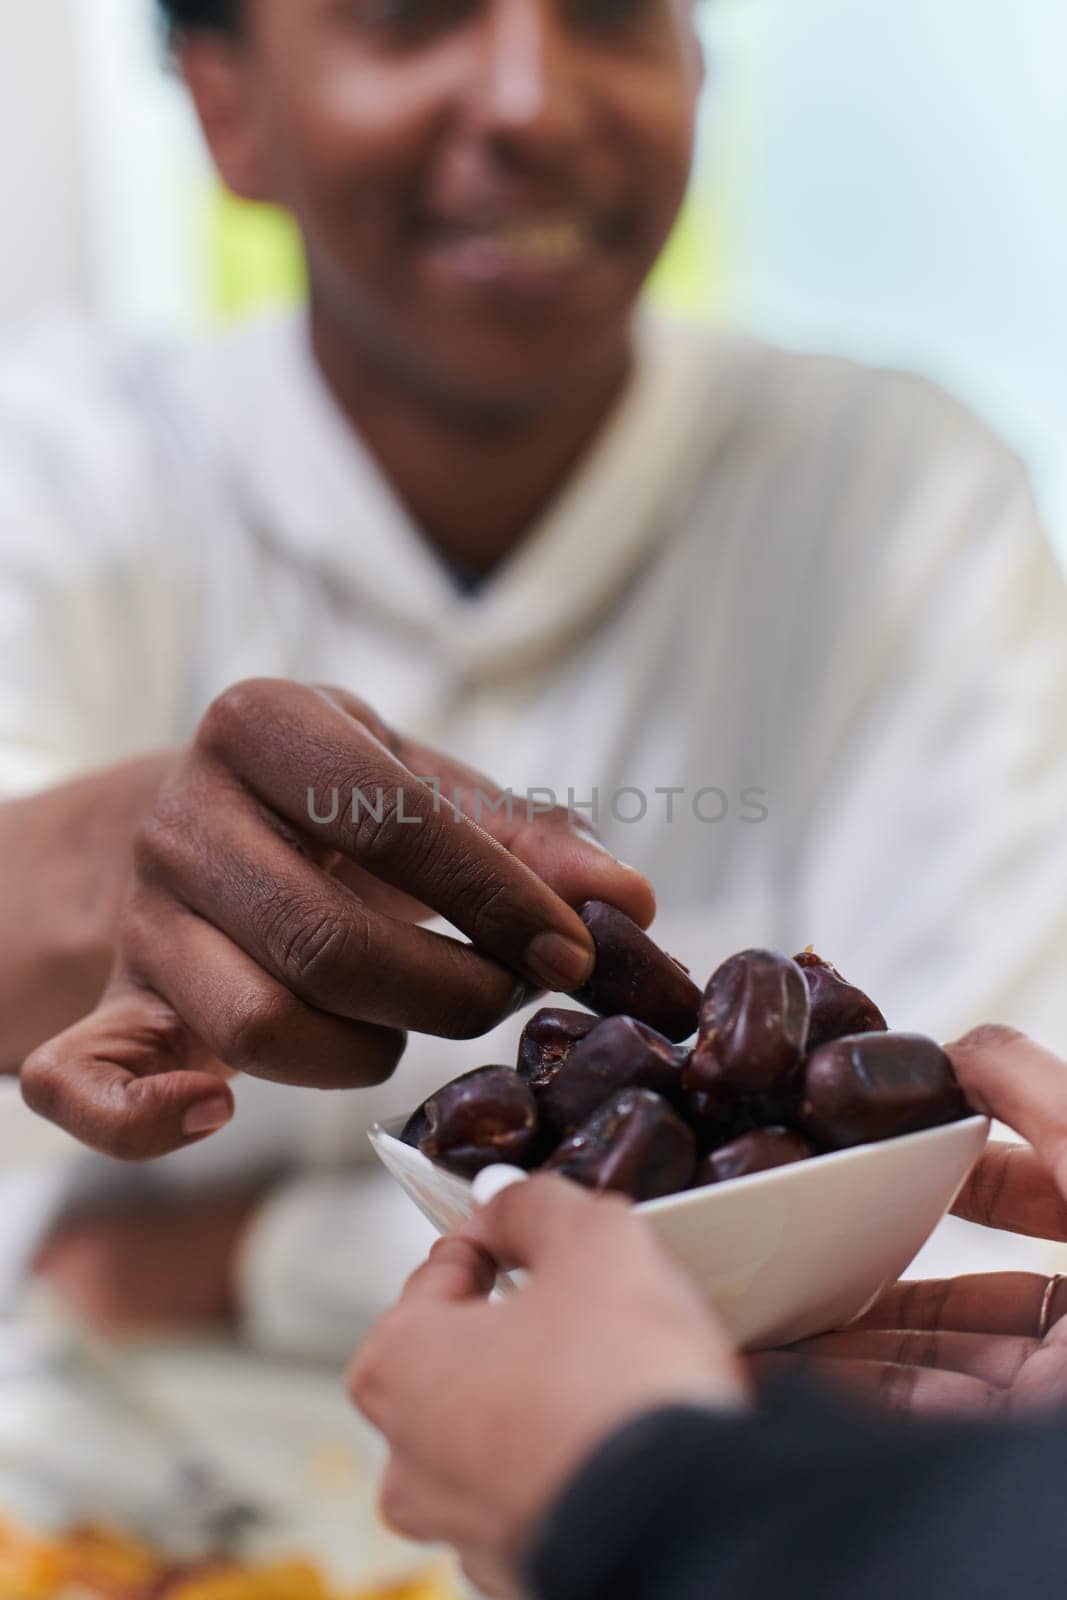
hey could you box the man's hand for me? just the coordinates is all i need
[32,1189,260,1335]
[20,680,653,1161]
[759,1027,1067,1416]
[348,1176,747,1599]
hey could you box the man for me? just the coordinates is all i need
[1,0,1065,1348]
[349,1027,1067,1599]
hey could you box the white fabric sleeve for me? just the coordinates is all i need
[235,1168,438,1364]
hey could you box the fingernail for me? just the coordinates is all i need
[182,1096,233,1138]
[471,1165,529,1207]
[525,931,594,993]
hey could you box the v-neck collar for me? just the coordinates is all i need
[192,311,746,676]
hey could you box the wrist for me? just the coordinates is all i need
[510,1377,748,1574]
[0,750,180,1070]
[522,1402,747,1600]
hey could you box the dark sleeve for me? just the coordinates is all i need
[524,1383,1067,1600]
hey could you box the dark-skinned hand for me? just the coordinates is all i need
[21,680,653,1160]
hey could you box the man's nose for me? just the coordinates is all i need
[465,0,588,154]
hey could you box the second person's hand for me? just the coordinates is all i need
[349,1175,747,1598]
[759,1027,1067,1416]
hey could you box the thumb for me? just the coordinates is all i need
[20,982,235,1161]
[398,1235,498,1308]
[462,1174,631,1276]
[947,1026,1067,1196]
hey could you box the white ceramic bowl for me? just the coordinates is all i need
[370,1113,989,1350]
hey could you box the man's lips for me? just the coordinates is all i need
[415,207,633,269]
[420,214,599,265]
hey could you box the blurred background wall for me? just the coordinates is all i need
[0,4,89,322]
[2,0,1065,550]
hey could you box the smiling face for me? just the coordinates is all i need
[184,0,702,415]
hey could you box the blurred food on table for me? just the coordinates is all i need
[0,1516,456,1600]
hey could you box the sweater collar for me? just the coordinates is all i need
[192,311,735,678]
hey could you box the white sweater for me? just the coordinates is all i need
[2,312,1065,1354]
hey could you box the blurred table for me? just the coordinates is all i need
[0,1315,455,1593]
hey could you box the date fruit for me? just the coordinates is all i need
[685,949,810,1098]
[398,936,969,1205]
[544,1088,696,1201]
[795,950,887,1053]
[798,1033,965,1150]
[572,902,701,1042]
[683,1088,802,1155]
[517,1008,598,1093]
[537,1015,684,1135]
[403,1066,542,1179]
[694,1127,814,1187]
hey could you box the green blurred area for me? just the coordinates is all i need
[205,185,722,325]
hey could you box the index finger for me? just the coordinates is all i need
[399,1236,498,1307]
[947,1027,1067,1197]
[393,730,657,931]
[462,1173,632,1275]
[951,1143,1067,1241]
[312,689,656,931]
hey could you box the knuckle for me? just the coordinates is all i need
[100,1108,150,1165]
[263,898,368,996]
[133,791,191,882]
[903,1278,950,1333]
[898,1330,941,1372]
[198,678,275,757]
[459,875,514,950]
[346,1342,382,1410]
[878,1362,917,1411]
[426,1235,461,1265]
[954,1023,1028,1057]
[514,804,594,849]
[117,889,162,967]
[421,839,518,950]
[965,1147,1013,1228]
[312,684,386,738]
[224,988,302,1071]
[543,803,586,835]
[350,790,429,869]
[378,1471,417,1538]
[20,1044,62,1123]
[492,1174,539,1224]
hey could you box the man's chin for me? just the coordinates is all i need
[406,321,637,427]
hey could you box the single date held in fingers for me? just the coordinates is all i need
[571,901,701,1042]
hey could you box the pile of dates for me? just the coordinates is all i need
[401,902,969,1203]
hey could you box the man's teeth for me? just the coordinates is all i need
[461,219,594,261]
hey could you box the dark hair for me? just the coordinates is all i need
[157,0,239,37]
